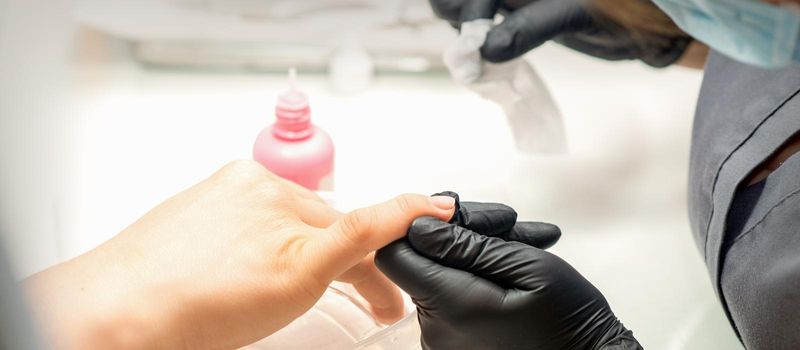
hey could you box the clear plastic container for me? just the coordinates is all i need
[243,283,421,350]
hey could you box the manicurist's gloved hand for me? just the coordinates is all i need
[24,161,455,350]
[430,0,692,67]
[376,192,642,350]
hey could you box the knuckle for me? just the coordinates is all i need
[393,194,421,215]
[340,208,377,246]
[265,181,293,200]
[225,159,260,173]
[341,210,367,238]
[218,160,294,202]
[219,160,267,182]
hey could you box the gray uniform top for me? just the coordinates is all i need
[690,51,800,349]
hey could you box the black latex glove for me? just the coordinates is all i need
[430,0,692,67]
[375,192,642,350]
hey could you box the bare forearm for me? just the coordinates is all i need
[23,252,167,350]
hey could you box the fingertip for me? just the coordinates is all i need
[457,201,517,236]
[430,195,456,211]
[481,26,518,62]
[508,222,562,249]
[542,222,562,238]
[370,300,407,325]
[442,207,456,222]
[431,191,460,222]
[346,260,406,324]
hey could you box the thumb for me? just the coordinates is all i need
[310,194,455,282]
[481,0,593,62]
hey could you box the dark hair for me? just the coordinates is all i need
[590,0,685,37]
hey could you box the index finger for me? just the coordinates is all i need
[308,194,456,282]
[481,0,592,62]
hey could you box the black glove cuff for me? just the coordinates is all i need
[595,321,644,350]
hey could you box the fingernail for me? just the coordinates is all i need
[431,196,456,210]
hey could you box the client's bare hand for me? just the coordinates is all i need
[24,160,455,350]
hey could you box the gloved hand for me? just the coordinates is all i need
[430,0,692,67]
[376,192,642,350]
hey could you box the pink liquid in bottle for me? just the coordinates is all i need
[253,69,334,191]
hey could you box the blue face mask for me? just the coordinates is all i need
[652,0,800,68]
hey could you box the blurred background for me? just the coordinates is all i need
[0,0,742,349]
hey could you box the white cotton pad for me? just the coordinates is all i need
[443,19,567,154]
[443,19,494,85]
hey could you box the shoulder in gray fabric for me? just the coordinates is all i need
[689,50,800,289]
[689,51,800,349]
[720,154,800,350]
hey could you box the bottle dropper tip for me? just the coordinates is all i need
[288,68,297,91]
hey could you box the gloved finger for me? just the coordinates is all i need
[460,0,502,22]
[336,253,405,324]
[506,221,561,249]
[429,191,560,248]
[311,194,455,283]
[430,0,466,22]
[375,239,504,308]
[455,201,518,236]
[407,217,554,290]
[481,0,594,62]
[410,215,559,250]
[432,191,519,237]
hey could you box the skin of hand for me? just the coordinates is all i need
[23,160,455,350]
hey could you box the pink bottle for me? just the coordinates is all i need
[253,69,334,191]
